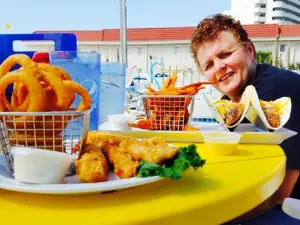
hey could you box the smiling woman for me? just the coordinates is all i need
[190,14,257,100]
[190,13,300,222]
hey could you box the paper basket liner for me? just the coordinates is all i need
[250,86,291,130]
[203,85,254,128]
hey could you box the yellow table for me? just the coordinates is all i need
[0,143,285,225]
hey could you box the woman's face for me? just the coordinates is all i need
[197,31,256,98]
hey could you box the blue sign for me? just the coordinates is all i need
[0,33,77,101]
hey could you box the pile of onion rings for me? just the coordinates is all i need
[0,54,92,151]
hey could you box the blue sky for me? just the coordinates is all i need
[1,0,230,34]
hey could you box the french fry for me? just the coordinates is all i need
[135,74,208,131]
[145,85,157,95]
[161,72,177,91]
[156,89,181,95]
[184,125,199,131]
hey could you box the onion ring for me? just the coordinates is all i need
[0,54,93,151]
[38,63,75,110]
[9,133,64,152]
[0,54,36,77]
[0,54,36,106]
[16,83,28,104]
[10,69,73,112]
[39,64,75,110]
[0,69,46,112]
[0,54,37,110]
[15,63,76,111]
[5,114,69,136]
[62,80,92,111]
[11,84,21,108]
[0,69,46,133]
[37,63,72,80]
[38,70,73,111]
[9,133,63,145]
[11,83,30,111]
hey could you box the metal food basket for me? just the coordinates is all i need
[141,95,195,131]
[0,109,90,176]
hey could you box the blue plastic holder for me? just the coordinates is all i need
[0,33,77,100]
[100,63,126,124]
[49,51,101,131]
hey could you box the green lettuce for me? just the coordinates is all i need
[137,144,206,180]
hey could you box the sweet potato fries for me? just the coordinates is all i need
[129,73,205,131]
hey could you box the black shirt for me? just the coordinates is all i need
[253,63,300,171]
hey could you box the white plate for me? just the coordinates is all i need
[0,153,162,195]
[99,122,297,145]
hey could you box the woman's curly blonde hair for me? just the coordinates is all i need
[190,14,256,70]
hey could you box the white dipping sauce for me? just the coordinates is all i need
[107,114,136,130]
[11,147,77,184]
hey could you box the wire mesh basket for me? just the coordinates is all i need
[141,95,195,131]
[0,109,90,176]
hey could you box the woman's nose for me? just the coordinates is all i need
[215,61,226,73]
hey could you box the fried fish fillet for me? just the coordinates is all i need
[102,144,140,179]
[260,100,280,128]
[86,131,179,179]
[86,131,139,179]
[122,136,179,164]
[215,100,244,125]
[75,143,109,183]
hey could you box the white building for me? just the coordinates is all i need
[24,24,300,73]
[22,24,300,119]
[226,0,300,24]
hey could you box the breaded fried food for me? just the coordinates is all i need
[215,100,244,125]
[75,143,109,183]
[260,100,281,128]
[122,136,179,164]
[86,131,139,179]
[86,131,180,178]
[103,144,140,179]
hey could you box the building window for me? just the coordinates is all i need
[280,45,286,52]
[174,47,179,54]
[273,0,300,11]
[116,49,120,62]
[273,7,300,18]
[261,4,266,8]
[272,16,300,24]
[137,48,142,55]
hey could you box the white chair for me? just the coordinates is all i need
[282,198,300,220]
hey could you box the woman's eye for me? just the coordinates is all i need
[205,62,213,71]
[219,52,233,59]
